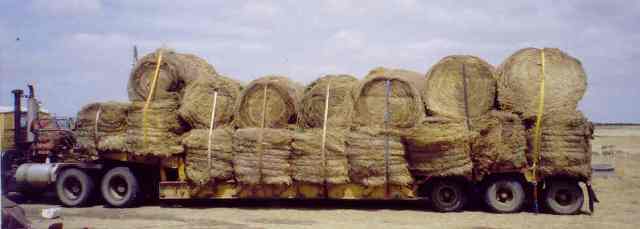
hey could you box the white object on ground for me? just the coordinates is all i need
[41,207,62,219]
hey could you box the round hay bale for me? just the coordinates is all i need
[233,76,303,129]
[178,74,242,129]
[404,117,476,178]
[352,67,426,129]
[469,111,527,181]
[74,101,129,157]
[424,55,496,119]
[128,49,216,101]
[299,74,357,128]
[175,53,217,82]
[125,96,185,156]
[496,48,587,119]
[182,128,234,185]
[291,128,350,184]
[346,127,413,186]
[232,128,294,185]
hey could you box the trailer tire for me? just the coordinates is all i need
[101,167,140,208]
[56,168,94,207]
[544,180,583,215]
[484,178,525,213]
[430,179,467,212]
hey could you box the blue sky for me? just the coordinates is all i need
[1,0,638,122]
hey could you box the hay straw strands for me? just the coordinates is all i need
[128,49,216,102]
[496,48,587,119]
[424,55,496,119]
[74,101,129,157]
[299,74,357,128]
[182,128,234,185]
[233,76,303,129]
[352,67,426,129]
[178,74,242,129]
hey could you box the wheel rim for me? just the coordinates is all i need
[437,186,458,205]
[496,186,514,204]
[554,189,575,206]
[108,175,129,200]
[63,177,82,200]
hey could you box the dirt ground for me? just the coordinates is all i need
[14,125,640,229]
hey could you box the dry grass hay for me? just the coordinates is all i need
[182,128,234,185]
[74,102,129,158]
[469,111,527,180]
[234,76,303,128]
[346,127,413,186]
[352,67,426,129]
[291,128,349,184]
[175,53,217,82]
[424,55,496,119]
[128,49,216,102]
[497,48,587,119]
[125,96,185,156]
[178,74,242,129]
[232,128,294,185]
[299,74,358,128]
[527,111,593,179]
[404,117,477,178]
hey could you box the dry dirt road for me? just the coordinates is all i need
[15,125,640,229]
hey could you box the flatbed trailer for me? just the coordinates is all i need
[2,86,597,215]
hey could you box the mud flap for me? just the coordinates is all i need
[586,182,599,214]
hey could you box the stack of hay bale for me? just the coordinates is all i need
[347,67,423,189]
[497,48,592,180]
[74,102,129,160]
[179,73,242,186]
[181,128,234,185]
[231,76,303,196]
[418,55,528,180]
[292,75,356,195]
[123,49,210,157]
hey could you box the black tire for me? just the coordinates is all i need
[101,167,140,208]
[544,180,584,215]
[56,168,94,207]
[484,178,525,213]
[430,179,467,212]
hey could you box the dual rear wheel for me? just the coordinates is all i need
[483,177,584,214]
[55,167,141,207]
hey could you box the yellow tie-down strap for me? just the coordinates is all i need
[525,49,546,183]
[142,50,164,146]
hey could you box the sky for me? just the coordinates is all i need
[0,0,638,123]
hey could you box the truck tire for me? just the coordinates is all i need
[101,167,140,208]
[544,180,584,215]
[430,179,467,212]
[56,168,94,207]
[484,178,525,213]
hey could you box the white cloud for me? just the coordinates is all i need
[31,0,102,16]
[328,29,366,51]
[240,1,280,18]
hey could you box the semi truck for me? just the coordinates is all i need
[0,85,596,215]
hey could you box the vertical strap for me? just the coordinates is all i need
[94,107,102,147]
[530,49,546,213]
[532,49,546,181]
[461,63,476,180]
[383,79,391,198]
[461,63,471,130]
[320,81,331,196]
[257,84,269,184]
[207,91,219,169]
[142,49,164,147]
